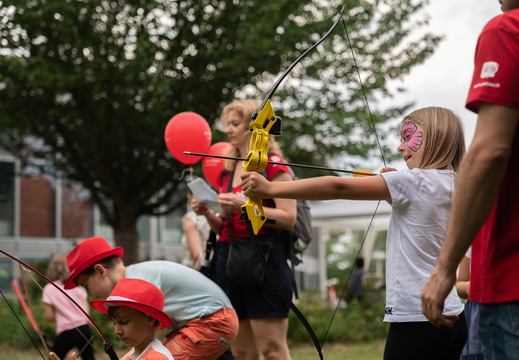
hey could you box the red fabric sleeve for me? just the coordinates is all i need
[466,11,519,113]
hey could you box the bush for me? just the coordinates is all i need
[1,286,388,352]
[287,290,389,345]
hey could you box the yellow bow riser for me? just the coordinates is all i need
[241,99,280,234]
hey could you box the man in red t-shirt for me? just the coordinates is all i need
[421,1,519,358]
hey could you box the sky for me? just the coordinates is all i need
[383,0,502,168]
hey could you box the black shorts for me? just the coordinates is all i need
[227,235,292,320]
[384,311,468,360]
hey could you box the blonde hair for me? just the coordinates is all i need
[221,99,284,172]
[46,253,70,283]
[402,107,465,172]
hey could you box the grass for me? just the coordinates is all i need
[0,346,131,360]
[293,341,385,360]
[0,340,386,360]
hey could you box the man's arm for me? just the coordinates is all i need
[421,102,519,326]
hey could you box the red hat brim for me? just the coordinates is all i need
[90,299,172,330]
[64,247,123,289]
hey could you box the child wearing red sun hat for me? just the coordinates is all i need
[64,236,237,360]
[91,278,174,360]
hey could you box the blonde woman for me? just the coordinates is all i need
[193,99,296,360]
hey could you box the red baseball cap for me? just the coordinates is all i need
[65,237,124,289]
[90,278,172,330]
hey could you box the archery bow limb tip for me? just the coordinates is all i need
[49,352,61,360]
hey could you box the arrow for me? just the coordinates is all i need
[183,151,376,176]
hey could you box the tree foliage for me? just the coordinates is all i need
[0,0,440,263]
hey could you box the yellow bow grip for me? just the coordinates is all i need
[241,100,278,234]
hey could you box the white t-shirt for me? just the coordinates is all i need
[125,261,232,326]
[381,168,464,322]
[120,338,174,360]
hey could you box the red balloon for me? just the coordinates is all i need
[164,112,212,165]
[202,142,231,189]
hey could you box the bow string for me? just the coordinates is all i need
[319,12,389,349]
[239,7,347,360]
[239,4,389,359]
[241,6,346,234]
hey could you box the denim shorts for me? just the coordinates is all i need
[479,301,519,359]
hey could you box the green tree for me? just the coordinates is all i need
[0,0,440,263]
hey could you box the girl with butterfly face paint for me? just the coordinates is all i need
[398,122,424,169]
[242,107,467,360]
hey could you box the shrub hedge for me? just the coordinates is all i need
[0,288,388,352]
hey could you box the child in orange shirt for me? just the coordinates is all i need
[65,278,174,360]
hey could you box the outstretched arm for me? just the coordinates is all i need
[241,173,391,202]
[421,102,519,327]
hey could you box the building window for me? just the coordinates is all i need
[0,162,14,236]
[20,172,55,237]
[61,185,93,239]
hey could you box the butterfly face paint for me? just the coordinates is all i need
[402,122,423,152]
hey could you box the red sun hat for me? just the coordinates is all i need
[65,237,124,290]
[90,278,172,330]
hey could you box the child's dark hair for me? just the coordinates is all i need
[107,306,160,328]
[80,255,122,277]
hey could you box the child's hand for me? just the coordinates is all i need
[241,172,270,198]
[49,352,61,360]
[49,351,77,360]
[380,167,398,173]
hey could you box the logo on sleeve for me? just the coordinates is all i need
[481,61,499,78]
[384,307,393,314]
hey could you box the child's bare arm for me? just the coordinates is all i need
[241,172,391,202]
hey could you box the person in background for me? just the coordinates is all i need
[43,253,95,360]
[348,257,366,303]
[181,188,211,270]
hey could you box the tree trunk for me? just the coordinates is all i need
[113,222,140,265]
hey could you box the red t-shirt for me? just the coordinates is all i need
[218,154,290,241]
[466,9,519,304]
